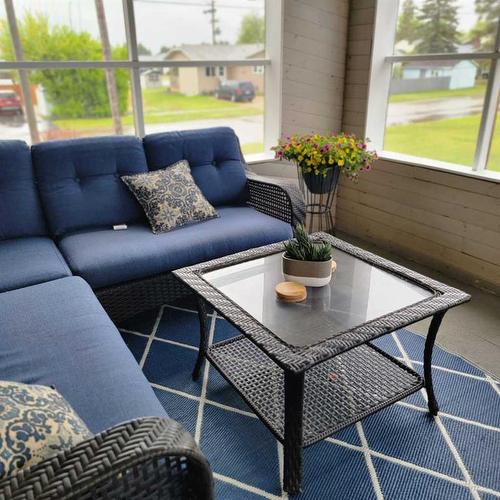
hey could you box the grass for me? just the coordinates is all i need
[388,82,486,103]
[240,142,264,155]
[385,113,500,172]
[53,89,264,132]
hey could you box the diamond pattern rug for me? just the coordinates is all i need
[119,302,500,499]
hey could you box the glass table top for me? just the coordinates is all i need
[203,249,434,347]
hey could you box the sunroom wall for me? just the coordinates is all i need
[338,0,500,295]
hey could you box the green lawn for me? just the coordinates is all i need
[54,89,264,132]
[385,113,500,172]
[389,82,486,103]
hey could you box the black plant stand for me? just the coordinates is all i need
[298,166,340,233]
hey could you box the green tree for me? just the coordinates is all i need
[0,13,129,119]
[396,0,420,43]
[473,0,500,50]
[137,43,152,56]
[237,13,265,44]
[415,0,460,53]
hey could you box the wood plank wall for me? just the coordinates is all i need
[281,0,349,138]
[338,0,500,294]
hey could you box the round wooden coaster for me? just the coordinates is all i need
[275,281,307,303]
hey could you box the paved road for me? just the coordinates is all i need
[0,114,264,144]
[387,95,484,126]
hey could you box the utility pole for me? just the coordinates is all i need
[95,0,123,134]
[4,0,40,143]
[204,0,220,44]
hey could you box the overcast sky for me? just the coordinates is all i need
[0,0,265,53]
[0,0,482,55]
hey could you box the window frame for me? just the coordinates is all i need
[0,0,283,157]
[366,0,500,177]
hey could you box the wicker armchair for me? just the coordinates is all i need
[0,417,213,500]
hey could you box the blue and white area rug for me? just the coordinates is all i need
[119,301,500,500]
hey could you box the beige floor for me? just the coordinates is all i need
[337,231,500,380]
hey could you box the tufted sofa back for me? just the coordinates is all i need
[0,140,47,240]
[143,127,249,207]
[32,136,148,237]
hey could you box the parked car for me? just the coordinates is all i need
[0,90,23,114]
[215,81,255,102]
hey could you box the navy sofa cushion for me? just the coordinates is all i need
[59,206,292,289]
[0,237,71,293]
[32,136,148,237]
[143,128,249,207]
[0,277,167,434]
[0,140,47,240]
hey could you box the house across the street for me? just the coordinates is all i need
[164,44,264,96]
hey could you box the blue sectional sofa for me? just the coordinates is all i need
[0,127,294,499]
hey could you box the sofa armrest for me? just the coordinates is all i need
[0,417,213,500]
[247,173,305,227]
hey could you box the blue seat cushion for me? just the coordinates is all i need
[0,237,71,293]
[143,127,249,207]
[0,277,167,434]
[32,136,149,237]
[59,206,293,289]
[0,140,47,240]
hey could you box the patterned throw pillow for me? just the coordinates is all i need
[0,381,92,478]
[122,160,218,234]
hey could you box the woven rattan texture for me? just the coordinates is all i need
[96,272,191,323]
[208,337,423,446]
[175,232,471,374]
[0,418,213,500]
[247,178,293,225]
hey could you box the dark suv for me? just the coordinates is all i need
[215,81,255,102]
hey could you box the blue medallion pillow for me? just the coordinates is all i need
[0,381,92,478]
[121,159,218,234]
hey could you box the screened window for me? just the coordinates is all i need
[367,0,500,174]
[0,0,279,157]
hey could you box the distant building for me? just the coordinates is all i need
[164,44,264,96]
[401,60,477,90]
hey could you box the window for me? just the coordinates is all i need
[253,65,264,74]
[367,0,500,174]
[0,0,283,157]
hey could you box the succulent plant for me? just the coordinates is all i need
[284,225,332,262]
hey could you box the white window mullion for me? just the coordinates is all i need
[123,0,145,138]
[472,26,500,172]
[263,0,283,150]
[365,0,399,150]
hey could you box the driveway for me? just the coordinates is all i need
[387,95,484,126]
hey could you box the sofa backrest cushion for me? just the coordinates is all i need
[0,140,47,240]
[143,127,249,207]
[32,136,148,236]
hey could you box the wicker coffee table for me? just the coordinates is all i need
[174,233,470,495]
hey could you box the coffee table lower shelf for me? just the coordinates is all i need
[207,336,423,447]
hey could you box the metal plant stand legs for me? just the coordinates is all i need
[283,371,305,495]
[192,297,209,381]
[423,310,447,416]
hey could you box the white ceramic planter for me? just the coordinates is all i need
[282,253,333,287]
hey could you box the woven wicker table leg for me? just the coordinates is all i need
[424,310,447,416]
[192,297,209,381]
[283,371,305,496]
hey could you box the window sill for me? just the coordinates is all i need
[378,151,500,184]
[245,151,276,164]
